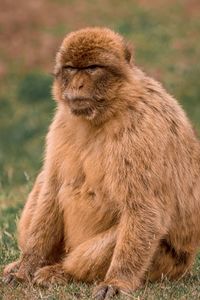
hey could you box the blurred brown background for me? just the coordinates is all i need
[0,0,200,194]
[0,1,200,299]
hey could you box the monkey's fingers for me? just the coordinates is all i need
[33,264,70,287]
[3,260,21,277]
[92,284,119,300]
[2,272,26,286]
[2,273,16,285]
[2,260,22,285]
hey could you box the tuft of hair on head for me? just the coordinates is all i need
[59,27,134,67]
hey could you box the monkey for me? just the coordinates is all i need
[3,27,200,299]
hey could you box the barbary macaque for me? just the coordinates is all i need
[3,27,200,299]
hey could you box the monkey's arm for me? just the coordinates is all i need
[18,171,44,250]
[93,125,169,298]
[93,200,166,299]
[14,164,63,281]
[3,171,44,282]
[108,201,164,286]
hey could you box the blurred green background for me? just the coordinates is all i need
[0,1,200,298]
[0,0,200,192]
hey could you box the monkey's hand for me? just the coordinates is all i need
[92,282,132,300]
[4,253,47,284]
[33,264,71,287]
[3,260,21,284]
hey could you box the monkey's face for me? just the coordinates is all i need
[53,27,132,121]
[57,64,115,120]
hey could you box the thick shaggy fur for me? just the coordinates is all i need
[3,27,200,299]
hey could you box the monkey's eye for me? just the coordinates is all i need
[62,66,77,74]
[85,65,102,73]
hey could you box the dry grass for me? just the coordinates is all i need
[1,0,200,299]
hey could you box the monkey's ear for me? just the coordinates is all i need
[52,64,61,78]
[53,52,62,78]
[124,42,133,64]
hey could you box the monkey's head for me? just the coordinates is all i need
[53,27,133,122]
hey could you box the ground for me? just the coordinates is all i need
[0,0,200,299]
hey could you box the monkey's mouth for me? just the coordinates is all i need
[71,107,96,118]
[67,98,97,119]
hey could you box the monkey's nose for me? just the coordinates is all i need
[77,83,84,89]
[71,80,84,90]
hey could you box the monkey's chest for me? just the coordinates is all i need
[57,135,120,250]
[59,179,118,250]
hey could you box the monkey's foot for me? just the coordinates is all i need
[33,264,70,287]
[92,280,136,300]
[3,260,21,284]
[92,284,120,300]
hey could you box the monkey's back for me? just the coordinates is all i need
[135,70,200,250]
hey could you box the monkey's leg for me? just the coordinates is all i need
[93,204,166,300]
[33,226,117,287]
[18,171,44,250]
[147,239,196,282]
[3,172,43,282]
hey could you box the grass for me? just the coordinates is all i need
[0,200,200,300]
[0,0,200,299]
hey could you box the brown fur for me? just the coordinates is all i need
[3,27,200,299]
